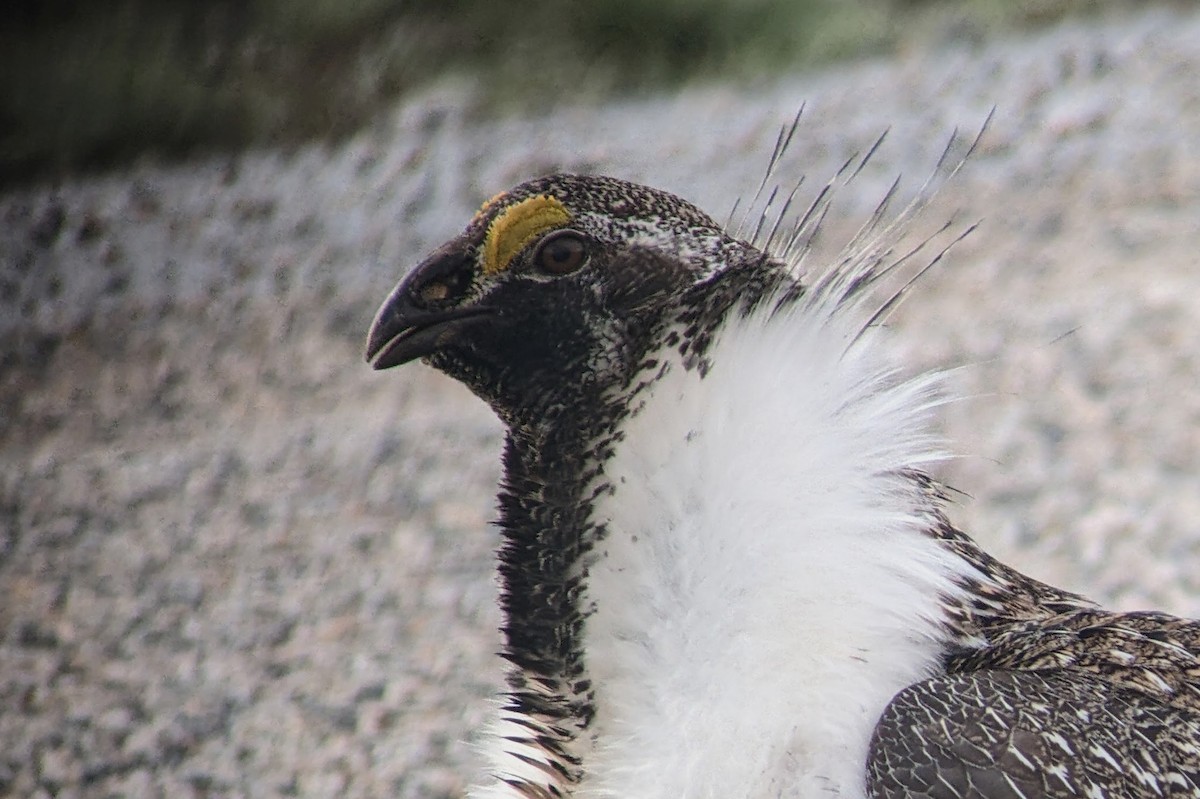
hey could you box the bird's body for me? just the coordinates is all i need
[366,163,1200,797]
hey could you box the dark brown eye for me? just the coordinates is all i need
[534,230,588,275]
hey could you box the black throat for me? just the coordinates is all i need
[486,379,633,788]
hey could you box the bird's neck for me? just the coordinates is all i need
[475,285,993,798]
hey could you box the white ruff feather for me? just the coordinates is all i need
[567,287,982,798]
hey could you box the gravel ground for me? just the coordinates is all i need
[4,5,1200,797]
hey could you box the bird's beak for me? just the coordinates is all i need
[364,247,492,370]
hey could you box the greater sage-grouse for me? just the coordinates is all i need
[365,151,1200,798]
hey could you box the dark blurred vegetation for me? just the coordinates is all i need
[0,0,1147,187]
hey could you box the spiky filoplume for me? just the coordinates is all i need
[365,123,1200,798]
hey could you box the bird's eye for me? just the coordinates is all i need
[533,230,588,276]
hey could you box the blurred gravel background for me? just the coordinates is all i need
[3,5,1200,797]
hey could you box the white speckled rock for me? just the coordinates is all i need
[2,6,1200,797]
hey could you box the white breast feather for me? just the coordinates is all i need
[573,291,984,798]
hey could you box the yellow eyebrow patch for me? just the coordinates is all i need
[473,190,509,224]
[482,195,571,275]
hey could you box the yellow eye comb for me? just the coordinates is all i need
[482,195,571,276]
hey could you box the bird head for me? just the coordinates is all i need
[365,174,774,426]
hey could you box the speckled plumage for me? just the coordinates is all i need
[871,670,1200,797]
[874,483,1200,797]
[365,140,1200,797]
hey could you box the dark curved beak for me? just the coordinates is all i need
[364,247,492,370]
